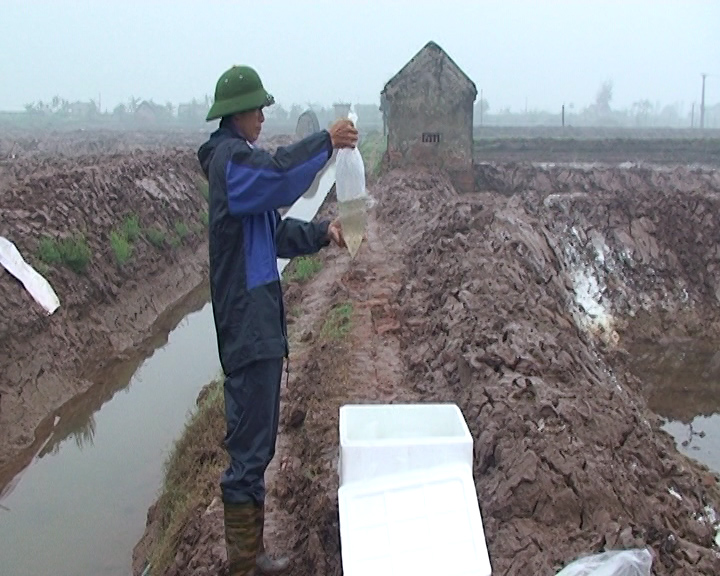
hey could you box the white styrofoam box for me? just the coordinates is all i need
[339,404,473,486]
[338,465,492,576]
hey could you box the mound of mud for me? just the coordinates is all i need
[475,160,720,197]
[0,129,206,160]
[0,130,297,163]
[474,162,720,343]
[0,148,208,469]
[136,162,720,576]
[374,168,720,574]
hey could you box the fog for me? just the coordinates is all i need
[1,0,718,114]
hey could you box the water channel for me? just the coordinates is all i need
[0,164,336,576]
[633,341,720,475]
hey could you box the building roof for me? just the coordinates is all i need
[382,41,477,97]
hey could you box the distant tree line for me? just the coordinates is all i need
[18,83,720,130]
[474,81,720,129]
[18,95,385,131]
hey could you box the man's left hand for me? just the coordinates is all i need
[327,219,347,248]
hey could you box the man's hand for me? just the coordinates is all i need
[327,219,347,248]
[329,119,359,149]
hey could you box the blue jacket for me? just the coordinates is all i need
[198,126,333,375]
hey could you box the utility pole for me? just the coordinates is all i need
[700,73,707,130]
[691,102,695,128]
[562,104,565,128]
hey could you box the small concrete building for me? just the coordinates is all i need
[296,109,320,139]
[381,41,477,193]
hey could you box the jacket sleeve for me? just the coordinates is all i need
[275,212,331,259]
[225,131,333,216]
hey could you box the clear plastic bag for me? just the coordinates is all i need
[554,549,653,576]
[335,109,369,258]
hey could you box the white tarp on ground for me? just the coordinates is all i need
[0,236,60,315]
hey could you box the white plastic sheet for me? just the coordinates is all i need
[555,549,653,576]
[0,236,60,315]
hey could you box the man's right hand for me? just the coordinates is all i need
[329,119,359,149]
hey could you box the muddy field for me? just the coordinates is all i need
[473,126,720,140]
[3,128,720,574]
[140,152,720,575]
[0,129,205,160]
[474,136,720,165]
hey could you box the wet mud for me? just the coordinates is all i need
[154,159,720,575]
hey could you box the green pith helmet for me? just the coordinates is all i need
[206,65,275,121]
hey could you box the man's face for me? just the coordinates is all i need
[234,108,265,143]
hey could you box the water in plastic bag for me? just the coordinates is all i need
[335,109,368,258]
[554,549,653,576]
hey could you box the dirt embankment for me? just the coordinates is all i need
[143,162,720,575]
[372,169,720,574]
[0,130,206,161]
[474,137,720,166]
[0,148,209,478]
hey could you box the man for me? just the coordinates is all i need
[197,65,358,576]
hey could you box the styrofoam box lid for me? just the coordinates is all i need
[340,403,472,445]
[338,465,492,576]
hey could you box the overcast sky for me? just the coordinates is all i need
[1,0,718,114]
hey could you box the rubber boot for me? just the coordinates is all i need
[224,502,261,576]
[255,503,291,574]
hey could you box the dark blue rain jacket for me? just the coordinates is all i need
[198,126,333,375]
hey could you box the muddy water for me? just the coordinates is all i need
[0,164,336,576]
[632,342,720,475]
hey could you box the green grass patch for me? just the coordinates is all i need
[149,379,226,575]
[321,301,353,341]
[145,226,166,248]
[110,230,133,265]
[38,234,91,274]
[38,236,61,265]
[59,235,91,274]
[122,214,141,242]
[200,210,209,228]
[285,256,323,283]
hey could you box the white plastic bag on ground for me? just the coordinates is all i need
[335,108,369,258]
[0,236,60,315]
[554,549,653,576]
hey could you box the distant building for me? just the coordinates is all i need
[296,109,320,139]
[381,41,477,193]
[67,101,95,118]
[134,101,172,125]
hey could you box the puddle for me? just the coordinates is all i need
[0,163,336,576]
[631,341,720,475]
